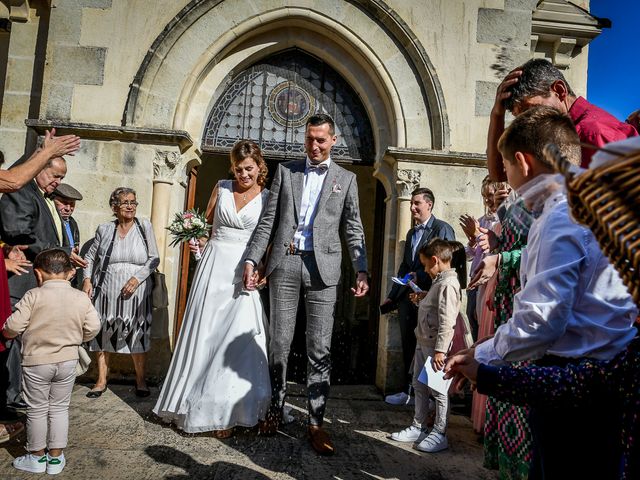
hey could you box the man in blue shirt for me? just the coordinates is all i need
[52,184,87,283]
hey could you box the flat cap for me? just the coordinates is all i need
[53,183,83,201]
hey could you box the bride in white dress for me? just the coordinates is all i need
[154,140,271,437]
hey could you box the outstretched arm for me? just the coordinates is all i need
[0,129,80,193]
[444,346,610,408]
[476,359,607,408]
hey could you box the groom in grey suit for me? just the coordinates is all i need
[243,113,368,454]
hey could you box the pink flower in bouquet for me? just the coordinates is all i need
[167,209,211,250]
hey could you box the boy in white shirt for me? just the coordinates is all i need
[449,106,638,478]
[3,249,100,475]
[390,239,464,453]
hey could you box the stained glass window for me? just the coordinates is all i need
[202,49,374,164]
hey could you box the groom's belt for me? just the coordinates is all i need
[287,243,314,256]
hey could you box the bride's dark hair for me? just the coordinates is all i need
[230,140,268,187]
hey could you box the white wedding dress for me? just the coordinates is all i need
[153,180,271,432]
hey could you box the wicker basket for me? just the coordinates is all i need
[545,144,640,307]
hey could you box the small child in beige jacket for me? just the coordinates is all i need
[390,239,465,453]
[2,249,100,475]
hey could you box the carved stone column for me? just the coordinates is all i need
[373,166,422,393]
[394,168,421,270]
[152,150,181,271]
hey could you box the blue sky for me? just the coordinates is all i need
[587,0,640,121]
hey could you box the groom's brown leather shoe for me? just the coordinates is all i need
[308,425,335,455]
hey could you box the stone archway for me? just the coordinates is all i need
[192,46,380,383]
[122,0,452,387]
[122,0,449,152]
[201,48,375,164]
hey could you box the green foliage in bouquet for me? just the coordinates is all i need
[166,209,211,247]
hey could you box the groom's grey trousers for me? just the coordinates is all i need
[268,250,337,426]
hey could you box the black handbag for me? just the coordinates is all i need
[134,218,169,309]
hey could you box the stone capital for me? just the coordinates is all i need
[153,150,181,185]
[395,168,421,199]
[1,1,31,22]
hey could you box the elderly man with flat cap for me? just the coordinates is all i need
[52,184,87,283]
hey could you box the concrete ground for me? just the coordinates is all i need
[0,384,497,479]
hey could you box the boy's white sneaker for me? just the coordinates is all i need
[384,392,414,405]
[389,425,427,443]
[47,453,66,475]
[13,453,48,473]
[416,431,448,452]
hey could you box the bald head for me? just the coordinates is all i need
[35,157,67,194]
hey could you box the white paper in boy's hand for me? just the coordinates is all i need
[417,356,453,396]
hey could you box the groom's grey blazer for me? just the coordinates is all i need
[245,159,367,285]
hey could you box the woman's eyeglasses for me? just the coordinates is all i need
[119,201,139,207]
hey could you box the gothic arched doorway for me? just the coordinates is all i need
[179,49,383,384]
[202,48,374,164]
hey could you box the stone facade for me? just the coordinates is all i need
[0,0,600,389]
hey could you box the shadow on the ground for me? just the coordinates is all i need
[76,381,160,425]
[146,445,270,479]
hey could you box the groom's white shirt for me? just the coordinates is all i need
[293,156,331,251]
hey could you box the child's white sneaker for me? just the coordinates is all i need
[47,453,66,475]
[389,425,427,443]
[13,453,48,473]
[415,431,448,452]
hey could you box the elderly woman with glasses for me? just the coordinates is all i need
[82,187,159,398]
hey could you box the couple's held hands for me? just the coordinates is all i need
[42,128,81,158]
[351,271,369,297]
[242,262,261,291]
[468,253,499,289]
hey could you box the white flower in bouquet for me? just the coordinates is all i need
[167,209,211,260]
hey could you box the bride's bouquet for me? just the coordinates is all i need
[167,209,211,260]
